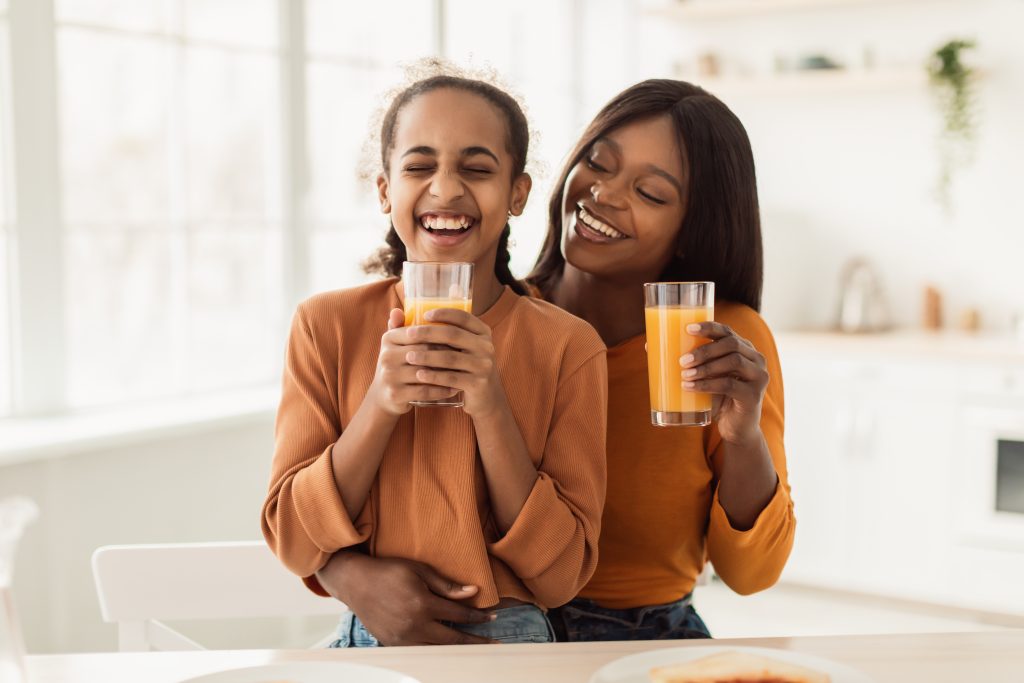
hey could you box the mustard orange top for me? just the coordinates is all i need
[578,301,795,608]
[261,278,608,609]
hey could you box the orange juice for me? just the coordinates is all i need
[645,305,713,419]
[404,297,473,326]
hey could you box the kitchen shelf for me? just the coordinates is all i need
[692,67,928,97]
[648,0,939,21]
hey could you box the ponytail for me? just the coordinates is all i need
[495,224,527,295]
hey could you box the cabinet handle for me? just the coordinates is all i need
[854,405,875,460]
[835,401,855,460]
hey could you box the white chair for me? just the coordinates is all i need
[91,541,347,652]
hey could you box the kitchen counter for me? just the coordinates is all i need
[776,328,1024,366]
[24,630,1024,683]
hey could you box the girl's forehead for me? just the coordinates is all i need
[393,88,510,154]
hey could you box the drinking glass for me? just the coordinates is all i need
[644,282,715,426]
[402,261,474,407]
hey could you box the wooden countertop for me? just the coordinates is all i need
[25,630,1024,683]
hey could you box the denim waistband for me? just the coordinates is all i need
[567,593,694,622]
[549,592,709,641]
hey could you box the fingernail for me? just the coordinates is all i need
[424,310,436,320]
[683,381,696,389]
[687,323,701,333]
[461,585,474,592]
[680,354,694,366]
[683,368,697,378]
[488,613,497,621]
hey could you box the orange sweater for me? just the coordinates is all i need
[261,278,607,609]
[580,301,795,608]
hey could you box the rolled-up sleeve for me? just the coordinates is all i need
[261,305,372,579]
[488,348,608,608]
[705,312,795,595]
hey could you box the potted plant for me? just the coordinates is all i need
[928,39,978,214]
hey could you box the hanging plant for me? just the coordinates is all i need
[928,39,978,214]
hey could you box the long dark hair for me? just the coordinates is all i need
[527,79,763,311]
[364,75,529,296]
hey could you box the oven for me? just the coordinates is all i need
[957,365,1024,551]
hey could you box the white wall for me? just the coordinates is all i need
[0,417,338,654]
[637,0,1024,333]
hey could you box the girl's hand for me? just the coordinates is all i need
[369,309,460,415]
[681,321,769,446]
[402,308,505,418]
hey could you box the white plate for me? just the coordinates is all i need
[179,661,421,683]
[590,645,875,683]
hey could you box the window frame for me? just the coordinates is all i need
[7,0,65,416]
[0,3,11,416]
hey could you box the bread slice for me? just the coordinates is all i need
[649,650,831,683]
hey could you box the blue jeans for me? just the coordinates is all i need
[547,594,711,642]
[328,605,555,647]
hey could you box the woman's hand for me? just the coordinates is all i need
[681,321,769,446]
[316,552,496,646]
[368,309,460,415]
[402,308,505,418]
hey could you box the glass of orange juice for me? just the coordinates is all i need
[402,261,474,407]
[644,282,714,426]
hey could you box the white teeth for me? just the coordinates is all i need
[578,206,626,239]
[420,215,474,231]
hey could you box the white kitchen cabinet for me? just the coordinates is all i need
[776,332,1024,615]
[782,358,861,587]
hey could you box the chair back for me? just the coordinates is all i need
[92,541,345,651]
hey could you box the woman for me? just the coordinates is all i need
[309,78,795,644]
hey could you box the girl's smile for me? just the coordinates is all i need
[416,209,480,247]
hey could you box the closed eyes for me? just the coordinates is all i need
[403,165,494,175]
[638,188,666,205]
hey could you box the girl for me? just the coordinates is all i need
[313,79,795,645]
[261,70,608,646]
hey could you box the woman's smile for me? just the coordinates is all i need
[573,202,630,242]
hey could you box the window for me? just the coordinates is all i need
[56,0,284,408]
[303,1,436,295]
[0,0,610,422]
[443,0,577,277]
